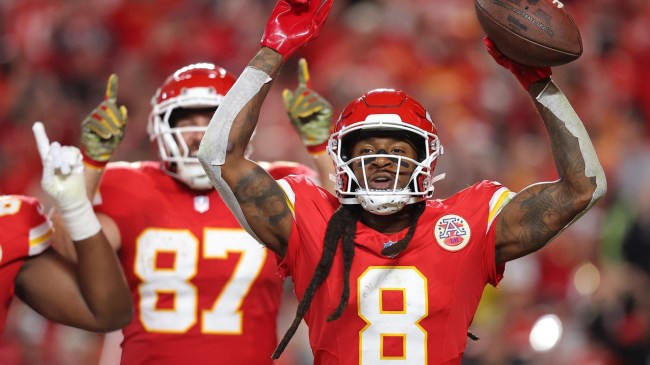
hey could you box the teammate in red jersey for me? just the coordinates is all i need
[78,61,333,364]
[0,123,131,334]
[198,1,607,364]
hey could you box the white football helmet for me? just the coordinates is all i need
[148,63,236,190]
[328,89,444,215]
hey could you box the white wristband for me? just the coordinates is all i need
[59,198,101,242]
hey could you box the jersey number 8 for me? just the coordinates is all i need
[359,267,428,364]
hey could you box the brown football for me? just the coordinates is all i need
[475,0,582,67]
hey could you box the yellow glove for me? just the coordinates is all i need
[282,58,332,154]
[80,74,128,168]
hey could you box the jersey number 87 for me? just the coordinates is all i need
[134,228,267,334]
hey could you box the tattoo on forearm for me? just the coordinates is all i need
[228,50,283,154]
[497,83,605,264]
[234,165,291,229]
[539,101,596,194]
[250,50,282,75]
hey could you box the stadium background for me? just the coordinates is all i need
[1,0,649,364]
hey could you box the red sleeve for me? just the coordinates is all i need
[485,215,505,286]
[0,195,52,257]
[21,196,53,256]
[274,175,337,280]
[474,180,509,287]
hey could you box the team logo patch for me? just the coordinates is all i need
[194,196,210,213]
[434,215,471,252]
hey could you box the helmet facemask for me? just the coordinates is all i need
[147,63,237,191]
[149,106,216,190]
[329,114,444,215]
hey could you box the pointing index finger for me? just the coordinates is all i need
[297,58,312,89]
[32,121,50,162]
[104,73,119,101]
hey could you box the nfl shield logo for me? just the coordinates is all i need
[383,240,398,258]
[194,196,210,213]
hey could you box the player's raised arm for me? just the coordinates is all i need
[484,38,607,264]
[15,123,132,332]
[198,0,333,257]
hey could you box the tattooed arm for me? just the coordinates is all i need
[482,38,607,264]
[494,79,607,263]
[217,49,293,257]
[198,0,332,258]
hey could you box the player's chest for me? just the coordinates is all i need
[352,210,482,265]
[119,191,241,238]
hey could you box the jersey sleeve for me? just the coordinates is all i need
[0,196,53,256]
[275,175,337,279]
[25,199,53,256]
[475,180,515,286]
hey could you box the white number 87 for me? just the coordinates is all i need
[134,228,267,334]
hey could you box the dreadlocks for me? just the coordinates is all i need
[272,201,427,359]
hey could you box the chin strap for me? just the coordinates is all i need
[429,173,446,188]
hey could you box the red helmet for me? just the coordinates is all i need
[147,63,236,190]
[152,63,235,108]
[327,89,444,214]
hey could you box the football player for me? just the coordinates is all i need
[79,61,334,364]
[197,0,607,364]
[0,123,131,334]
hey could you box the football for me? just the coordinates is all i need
[475,0,582,67]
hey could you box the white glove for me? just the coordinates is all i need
[33,122,101,241]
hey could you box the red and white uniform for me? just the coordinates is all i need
[277,176,513,365]
[0,195,53,331]
[94,161,313,365]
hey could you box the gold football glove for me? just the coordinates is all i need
[80,74,128,167]
[282,58,332,154]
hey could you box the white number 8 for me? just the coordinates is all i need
[358,267,428,364]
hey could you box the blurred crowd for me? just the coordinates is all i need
[1,0,649,364]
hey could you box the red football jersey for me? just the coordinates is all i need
[276,176,512,365]
[0,195,53,331]
[94,161,312,365]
